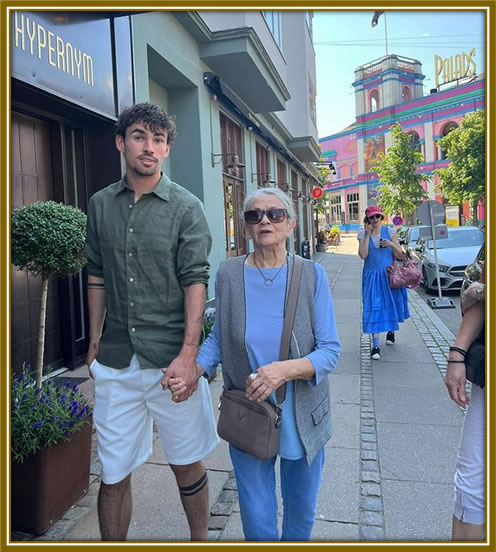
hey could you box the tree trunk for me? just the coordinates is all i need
[36,277,49,388]
[472,200,478,226]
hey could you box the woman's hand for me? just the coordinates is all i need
[461,282,485,315]
[245,362,286,402]
[445,359,470,408]
[380,238,392,248]
[364,222,373,236]
[167,363,205,403]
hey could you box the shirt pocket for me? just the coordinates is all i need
[311,396,330,426]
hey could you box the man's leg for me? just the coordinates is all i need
[170,461,209,541]
[98,474,132,541]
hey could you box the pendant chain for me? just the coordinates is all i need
[253,255,287,287]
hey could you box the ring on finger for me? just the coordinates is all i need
[248,373,259,381]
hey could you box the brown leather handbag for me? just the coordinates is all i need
[217,256,303,460]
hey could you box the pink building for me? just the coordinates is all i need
[319,54,485,231]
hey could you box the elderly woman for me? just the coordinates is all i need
[168,187,340,541]
[357,205,409,360]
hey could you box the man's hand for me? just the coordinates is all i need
[167,364,205,403]
[161,354,200,400]
[86,341,100,379]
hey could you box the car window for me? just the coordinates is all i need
[425,228,484,249]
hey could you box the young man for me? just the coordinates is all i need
[85,103,218,541]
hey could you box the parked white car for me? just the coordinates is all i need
[411,226,484,292]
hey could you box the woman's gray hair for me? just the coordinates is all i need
[243,187,296,221]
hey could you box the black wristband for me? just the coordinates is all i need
[449,346,467,357]
[447,359,466,363]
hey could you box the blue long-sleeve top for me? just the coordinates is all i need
[197,260,340,460]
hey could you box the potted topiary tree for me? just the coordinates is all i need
[11,200,92,535]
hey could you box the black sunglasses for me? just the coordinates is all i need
[368,214,382,220]
[244,208,288,225]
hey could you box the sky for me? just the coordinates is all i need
[313,9,486,139]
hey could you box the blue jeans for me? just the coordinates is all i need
[229,445,325,541]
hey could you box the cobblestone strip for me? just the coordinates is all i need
[208,470,238,540]
[358,333,385,541]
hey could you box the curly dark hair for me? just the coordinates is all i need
[115,103,176,145]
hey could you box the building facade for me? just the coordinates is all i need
[319,54,485,231]
[10,10,320,374]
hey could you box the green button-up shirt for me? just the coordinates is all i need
[85,173,212,370]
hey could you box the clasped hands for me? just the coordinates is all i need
[164,361,286,404]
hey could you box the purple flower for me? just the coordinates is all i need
[32,421,43,428]
[34,388,41,395]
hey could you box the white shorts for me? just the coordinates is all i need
[91,354,219,485]
[453,384,485,525]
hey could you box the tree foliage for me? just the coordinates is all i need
[11,201,87,279]
[372,123,428,216]
[434,110,485,223]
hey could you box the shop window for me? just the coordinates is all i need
[347,192,359,222]
[255,141,270,187]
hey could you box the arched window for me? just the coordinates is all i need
[402,86,411,102]
[369,89,379,112]
[440,122,458,160]
[408,131,421,154]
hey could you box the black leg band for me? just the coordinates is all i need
[179,472,208,497]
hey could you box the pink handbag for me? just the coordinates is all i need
[387,259,422,289]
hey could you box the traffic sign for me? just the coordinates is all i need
[312,187,323,199]
[417,200,445,226]
[419,224,448,240]
[392,216,403,226]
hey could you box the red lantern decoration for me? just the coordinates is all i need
[312,187,323,199]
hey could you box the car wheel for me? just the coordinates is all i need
[422,266,433,293]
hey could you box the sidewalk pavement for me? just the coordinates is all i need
[14,234,466,542]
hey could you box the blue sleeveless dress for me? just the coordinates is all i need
[361,226,410,334]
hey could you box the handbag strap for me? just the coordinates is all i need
[276,255,304,405]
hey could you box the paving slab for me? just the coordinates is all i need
[328,403,360,449]
[330,373,360,405]
[374,386,463,426]
[377,422,462,484]
[317,447,360,524]
[382,480,454,541]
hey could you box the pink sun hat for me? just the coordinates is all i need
[365,205,383,218]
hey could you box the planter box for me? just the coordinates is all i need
[317,243,328,252]
[11,421,92,535]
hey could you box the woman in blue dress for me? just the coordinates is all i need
[357,205,409,360]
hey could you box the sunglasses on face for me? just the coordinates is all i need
[368,214,382,220]
[244,208,288,225]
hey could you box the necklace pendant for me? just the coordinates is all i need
[264,279,273,286]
